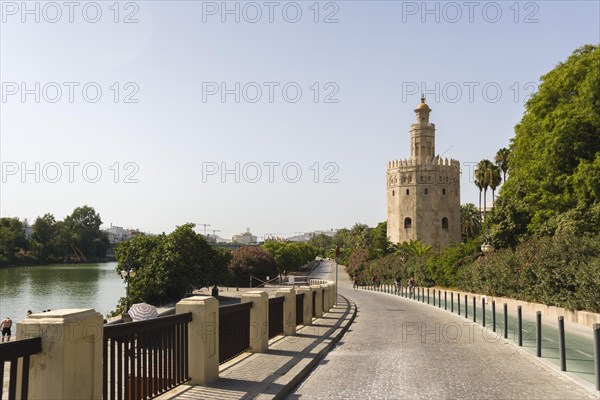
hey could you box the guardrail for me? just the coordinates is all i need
[103,312,192,400]
[268,297,285,339]
[296,293,305,326]
[0,337,42,400]
[219,302,252,364]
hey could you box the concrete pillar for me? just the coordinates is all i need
[321,284,330,312]
[296,286,313,325]
[16,309,103,400]
[310,285,324,318]
[242,291,268,352]
[275,288,296,335]
[329,283,336,306]
[176,296,219,385]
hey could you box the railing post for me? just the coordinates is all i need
[492,300,496,332]
[482,297,486,327]
[458,294,461,316]
[242,291,269,353]
[438,290,441,308]
[465,295,468,319]
[536,311,542,357]
[177,296,219,385]
[517,306,523,346]
[450,292,453,313]
[593,323,599,391]
[427,288,430,304]
[433,289,436,306]
[473,296,476,323]
[296,287,313,326]
[16,309,103,399]
[503,303,508,339]
[276,288,297,336]
[558,316,566,371]
[310,285,324,318]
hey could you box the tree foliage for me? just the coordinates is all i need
[114,224,227,309]
[490,45,600,245]
[228,246,278,287]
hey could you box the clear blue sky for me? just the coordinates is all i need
[1,1,599,239]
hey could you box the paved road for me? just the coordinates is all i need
[290,261,596,399]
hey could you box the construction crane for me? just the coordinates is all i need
[197,223,211,235]
[210,229,221,240]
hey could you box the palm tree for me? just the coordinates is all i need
[476,159,494,220]
[495,147,510,183]
[460,203,481,240]
[488,164,502,207]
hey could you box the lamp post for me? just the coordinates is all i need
[120,267,136,311]
[481,224,494,254]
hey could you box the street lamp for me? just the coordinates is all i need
[481,224,494,254]
[120,267,136,310]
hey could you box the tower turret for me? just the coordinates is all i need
[410,97,435,162]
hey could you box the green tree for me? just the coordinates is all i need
[0,218,27,267]
[490,45,600,242]
[114,223,224,309]
[460,203,481,241]
[495,147,510,183]
[63,205,108,261]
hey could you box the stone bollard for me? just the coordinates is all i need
[16,309,103,400]
[275,288,296,335]
[310,285,324,318]
[296,286,313,325]
[242,291,269,352]
[176,296,219,385]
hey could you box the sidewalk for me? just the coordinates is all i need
[156,294,357,400]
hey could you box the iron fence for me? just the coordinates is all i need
[219,302,252,364]
[0,337,42,400]
[103,312,191,400]
[268,297,285,339]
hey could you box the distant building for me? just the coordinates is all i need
[287,229,338,242]
[22,219,33,239]
[232,228,257,244]
[386,98,461,250]
[105,224,136,244]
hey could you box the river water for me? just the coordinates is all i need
[0,262,124,323]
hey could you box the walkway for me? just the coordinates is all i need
[156,293,355,399]
[288,261,597,399]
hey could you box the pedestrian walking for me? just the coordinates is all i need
[353,277,359,290]
[394,276,401,290]
[409,277,415,297]
[1,316,13,342]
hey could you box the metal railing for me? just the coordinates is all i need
[296,293,305,326]
[219,302,252,364]
[103,312,192,400]
[312,291,317,317]
[0,337,42,400]
[361,284,600,391]
[268,296,285,339]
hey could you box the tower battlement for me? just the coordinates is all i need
[387,157,460,169]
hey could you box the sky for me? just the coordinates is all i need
[1,0,599,240]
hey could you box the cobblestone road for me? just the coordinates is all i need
[288,261,596,400]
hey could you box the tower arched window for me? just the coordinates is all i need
[406,189,410,195]
[442,217,449,230]
[443,188,446,195]
[404,217,412,229]
[424,188,429,195]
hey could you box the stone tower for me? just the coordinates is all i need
[386,98,461,250]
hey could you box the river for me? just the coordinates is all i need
[0,262,124,323]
